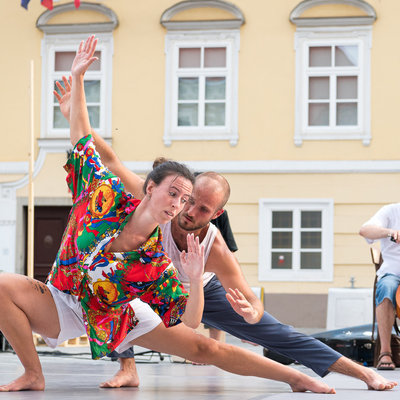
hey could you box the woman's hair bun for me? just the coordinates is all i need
[152,157,170,169]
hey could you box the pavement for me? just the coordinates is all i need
[0,335,399,400]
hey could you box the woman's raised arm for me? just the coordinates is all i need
[69,35,98,146]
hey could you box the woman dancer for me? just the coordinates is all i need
[0,36,337,393]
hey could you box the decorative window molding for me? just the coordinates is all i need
[294,25,372,146]
[161,0,245,31]
[36,1,119,34]
[290,0,376,27]
[162,0,243,146]
[259,199,334,282]
[37,2,117,151]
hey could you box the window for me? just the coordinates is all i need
[294,27,372,146]
[41,33,113,144]
[164,31,240,146]
[259,199,333,282]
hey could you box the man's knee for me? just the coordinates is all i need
[377,297,395,309]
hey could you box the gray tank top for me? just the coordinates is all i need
[160,221,217,291]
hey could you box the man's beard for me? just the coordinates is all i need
[177,213,207,232]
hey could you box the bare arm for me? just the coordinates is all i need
[359,224,400,243]
[54,75,145,199]
[69,36,98,146]
[206,233,264,324]
[180,234,205,329]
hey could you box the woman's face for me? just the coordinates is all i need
[146,175,193,224]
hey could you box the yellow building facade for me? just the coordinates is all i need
[0,0,398,328]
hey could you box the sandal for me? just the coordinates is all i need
[377,352,396,370]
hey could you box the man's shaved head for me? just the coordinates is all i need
[195,172,230,211]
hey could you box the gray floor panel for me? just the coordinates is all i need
[0,337,398,399]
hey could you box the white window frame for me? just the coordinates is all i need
[259,199,334,282]
[294,26,372,146]
[40,33,113,146]
[164,30,239,146]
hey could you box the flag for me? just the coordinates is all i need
[74,0,80,8]
[41,0,53,10]
[20,0,31,9]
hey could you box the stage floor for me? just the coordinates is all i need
[0,337,398,400]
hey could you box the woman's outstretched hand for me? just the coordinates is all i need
[180,233,205,283]
[71,35,98,78]
[54,76,72,122]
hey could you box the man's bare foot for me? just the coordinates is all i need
[0,372,45,392]
[365,368,397,391]
[289,372,335,394]
[100,358,139,388]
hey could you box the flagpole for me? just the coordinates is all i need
[27,60,34,279]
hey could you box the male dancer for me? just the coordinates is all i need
[54,76,396,392]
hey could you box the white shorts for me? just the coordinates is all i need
[41,283,162,355]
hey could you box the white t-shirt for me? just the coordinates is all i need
[362,203,400,279]
[160,221,217,291]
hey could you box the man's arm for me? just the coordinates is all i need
[54,75,145,199]
[359,224,396,241]
[206,231,264,324]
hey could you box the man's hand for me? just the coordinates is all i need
[180,234,205,284]
[387,229,400,243]
[54,76,72,122]
[226,288,260,324]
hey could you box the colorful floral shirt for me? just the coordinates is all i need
[47,135,188,359]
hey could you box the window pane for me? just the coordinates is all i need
[336,103,357,125]
[300,252,321,269]
[205,103,225,126]
[272,232,292,249]
[301,211,321,228]
[55,51,101,71]
[272,211,292,228]
[337,76,357,99]
[309,77,329,100]
[301,232,321,249]
[178,103,198,126]
[178,78,199,100]
[309,103,329,126]
[335,45,358,67]
[204,47,226,68]
[84,80,100,103]
[88,106,100,128]
[309,47,331,67]
[271,252,292,269]
[179,48,201,68]
[53,107,69,129]
[205,77,226,100]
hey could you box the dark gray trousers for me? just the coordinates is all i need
[109,276,341,376]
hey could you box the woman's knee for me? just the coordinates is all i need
[0,273,20,299]
[191,335,221,362]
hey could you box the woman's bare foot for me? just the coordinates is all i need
[100,358,139,388]
[365,368,397,391]
[289,372,335,394]
[0,371,45,392]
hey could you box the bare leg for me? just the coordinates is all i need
[0,274,60,391]
[100,358,139,388]
[133,323,335,393]
[329,356,397,390]
[376,298,396,368]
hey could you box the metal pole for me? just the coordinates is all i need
[27,60,34,279]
